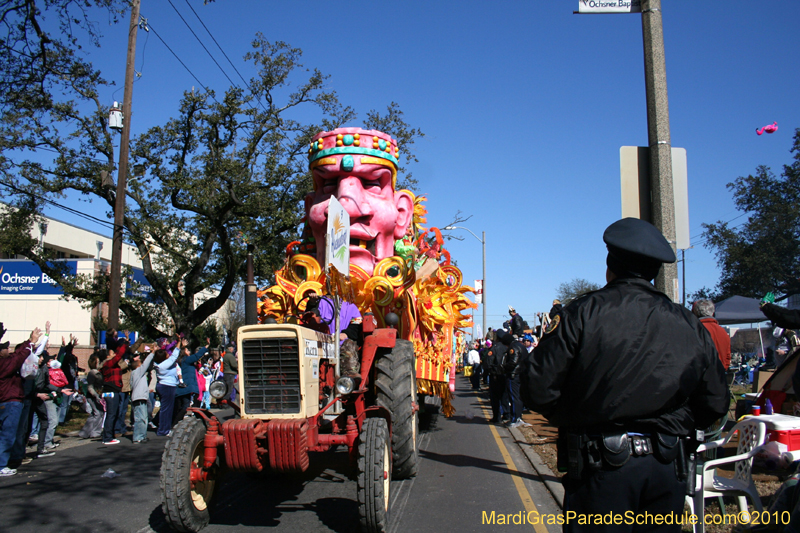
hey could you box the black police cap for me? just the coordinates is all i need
[603,218,676,264]
[603,218,676,280]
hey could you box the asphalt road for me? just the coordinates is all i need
[1,375,561,533]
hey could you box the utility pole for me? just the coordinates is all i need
[107,0,141,329]
[641,0,677,299]
[482,230,486,339]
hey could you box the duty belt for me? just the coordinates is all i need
[627,434,654,456]
[563,431,661,479]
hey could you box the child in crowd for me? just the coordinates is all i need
[197,365,212,409]
[129,350,156,443]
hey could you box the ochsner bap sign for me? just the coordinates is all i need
[578,0,642,13]
[0,260,77,295]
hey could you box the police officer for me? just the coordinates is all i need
[521,218,728,532]
[485,334,509,423]
[498,330,528,428]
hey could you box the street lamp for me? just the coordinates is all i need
[443,225,486,339]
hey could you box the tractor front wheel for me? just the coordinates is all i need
[161,416,219,532]
[357,417,391,533]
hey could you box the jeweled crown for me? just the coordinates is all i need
[308,127,399,168]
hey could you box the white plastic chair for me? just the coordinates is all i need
[686,417,767,533]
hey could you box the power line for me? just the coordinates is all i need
[691,221,747,249]
[166,0,238,90]
[9,144,112,165]
[145,20,217,102]
[689,212,747,242]
[0,179,120,232]
[176,0,267,115]
[183,0,250,89]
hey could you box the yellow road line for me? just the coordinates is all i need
[479,396,550,533]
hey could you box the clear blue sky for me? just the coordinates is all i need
[37,1,800,332]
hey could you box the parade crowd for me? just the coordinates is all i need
[462,305,554,429]
[0,323,239,477]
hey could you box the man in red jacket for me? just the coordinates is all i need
[1,326,40,476]
[100,329,128,445]
[692,299,732,369]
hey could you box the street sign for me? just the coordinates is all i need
[620,146,690,250]
[577,0,642,13]
[325,195,350,274]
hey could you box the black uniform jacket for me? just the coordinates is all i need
[761,303,800,329]
[503,340,528,378]
[520,277,729,436]
[486,342,507,376]
[510,314,525,337]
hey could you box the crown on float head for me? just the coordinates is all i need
[308,127,400,189]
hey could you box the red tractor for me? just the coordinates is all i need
[159,312,418,533]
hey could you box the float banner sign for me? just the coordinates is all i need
[325,195,350,274]
[578,0,641,13]
[474,279,483,304]
[125,267,162,303]
[0,260,77,295]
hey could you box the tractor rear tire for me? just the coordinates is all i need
[357,417,391,533]
[161,416,219,532]
[375,339,418,480]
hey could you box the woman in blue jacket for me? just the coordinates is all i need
[172,339,209,424]
[153,340,183,437]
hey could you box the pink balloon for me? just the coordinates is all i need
[756,122,778,135]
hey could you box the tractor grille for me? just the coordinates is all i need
[241,337,301,414]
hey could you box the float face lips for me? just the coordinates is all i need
[350,237,377,255]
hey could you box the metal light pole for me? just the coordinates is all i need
[107,0,141,329]
[444,226,486,338]
[244,245,257,325]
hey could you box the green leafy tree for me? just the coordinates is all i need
[555,278,602,305]
[192,318,221,350]
[700,128,800,302]
[0,5,422,339]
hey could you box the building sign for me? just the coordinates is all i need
[0,260,77,295]
[125,267,161,303]
[325,195,350,274]
[578,0,642,13]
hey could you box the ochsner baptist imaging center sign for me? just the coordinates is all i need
[1,259,160,301]
[578,0,641,13]
[0,260,77,295]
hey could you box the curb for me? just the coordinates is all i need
[508,425,565,509]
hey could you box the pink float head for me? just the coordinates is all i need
[305,127,413,275]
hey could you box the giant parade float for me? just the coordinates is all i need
[256,127,476,416]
